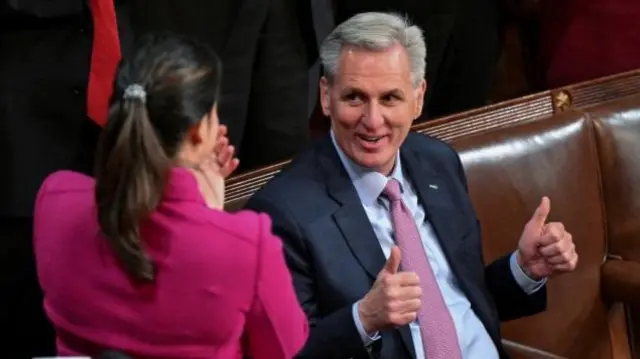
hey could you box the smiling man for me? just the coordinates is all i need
[245,12,578,359]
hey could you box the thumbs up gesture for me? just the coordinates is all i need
[358,246,422,334]
[517,197,578,281]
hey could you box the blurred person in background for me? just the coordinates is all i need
[33,33,308,359]
[132,0,334,171]
[0,0,132,355]
[535,0,640,88]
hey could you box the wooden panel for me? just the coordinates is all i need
[413,93,553,141]
[550,70,640,113]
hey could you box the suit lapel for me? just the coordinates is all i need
[400,146,467,259]
[400,143,484,339]
[318,138,418,359]
[318,139,386,280]
[402,145,503,350]
[400,146,474,359]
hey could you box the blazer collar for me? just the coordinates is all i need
[163,167,207,205]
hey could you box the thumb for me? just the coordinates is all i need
[382,246,402,275]
[530,196,551,226]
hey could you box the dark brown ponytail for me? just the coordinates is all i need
[95,96,170,282]
[93,33,222,282]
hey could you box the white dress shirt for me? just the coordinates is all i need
[330,133,544,359]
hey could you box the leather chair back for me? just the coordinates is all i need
[591,94,640,356]
[591,95,640,262]
[451,110,611,358]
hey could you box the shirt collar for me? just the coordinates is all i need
[330,130,405,206]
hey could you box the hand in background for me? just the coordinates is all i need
[517,197,578,280]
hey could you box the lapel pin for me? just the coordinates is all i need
[428,184,439,190]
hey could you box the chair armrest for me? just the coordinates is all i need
[501,339,567,359]
[601,259,640,304]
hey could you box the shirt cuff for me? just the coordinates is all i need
[352,301,381,346]
[509,251,546,294]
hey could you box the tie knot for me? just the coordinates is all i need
[383,178,402,202]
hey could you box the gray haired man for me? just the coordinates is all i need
[246,12,577,359]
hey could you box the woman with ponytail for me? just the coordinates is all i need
[33,33,308,359]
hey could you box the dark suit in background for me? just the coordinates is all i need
[0,1,132,355]
[334,0,502,119]
[245,133,546,359]
[132,0,333,171]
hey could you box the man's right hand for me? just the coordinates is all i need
[358,246,422,334]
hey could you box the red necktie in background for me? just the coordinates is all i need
[87,0,121,127]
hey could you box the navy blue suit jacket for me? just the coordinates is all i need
[245,133,546,359]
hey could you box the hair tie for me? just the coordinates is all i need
[123,84,147,103]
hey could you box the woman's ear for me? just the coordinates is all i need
[175,124,204,168]
[188,124,203,145]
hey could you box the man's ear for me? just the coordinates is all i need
[414,79,427,120]
[319,76,331,117]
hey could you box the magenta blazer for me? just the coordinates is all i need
[33,168,308,359]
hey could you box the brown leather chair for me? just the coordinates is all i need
[452,109,609,358]
[448,101,640,358]
[224,70,640,358]
[592,97,640,358]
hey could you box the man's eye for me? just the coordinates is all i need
[381,95,399,104]
[344,94,362,104]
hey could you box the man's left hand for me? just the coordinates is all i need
[517,196,578,281]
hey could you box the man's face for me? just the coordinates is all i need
[320,44,426,175]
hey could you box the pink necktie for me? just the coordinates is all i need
[383,179,462,359]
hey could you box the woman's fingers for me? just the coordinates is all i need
[220,158,240,178]
[214,135,229,155]
[213,125,228,152]
[210,124,239,178]
[217,145,233,166]
[217,124,228,138]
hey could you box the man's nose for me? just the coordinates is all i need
[362,102,384,130]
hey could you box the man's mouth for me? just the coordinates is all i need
[357,134,384,143]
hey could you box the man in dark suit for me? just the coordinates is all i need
[0,0,132,355]
[245,13,578,359]
[132,0,334,171]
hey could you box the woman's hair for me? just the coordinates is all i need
[94,32,222,282]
